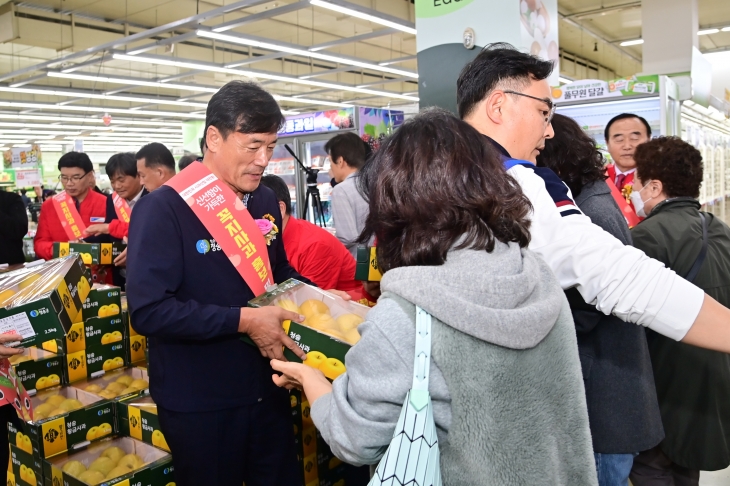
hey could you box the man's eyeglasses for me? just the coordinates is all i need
[503,90,556,124]
[59,172,90,183]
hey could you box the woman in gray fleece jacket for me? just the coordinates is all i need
[272,109,598,485]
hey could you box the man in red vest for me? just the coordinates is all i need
[34,152,107,260]
[605,113,652,214]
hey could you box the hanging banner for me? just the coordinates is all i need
[2,144,42,169]
[165,163,274,296]
[112,192,131,223]
[15,169,41,187]
[278,108,355,138]
[552,75,660,102]
[51,191,86,241]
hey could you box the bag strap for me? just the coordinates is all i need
[412,306,432,392]
[685,212,708,283]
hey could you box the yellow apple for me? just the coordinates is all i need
[117,454,143,471]
[36,377,49,390]
[106,466,132,480]
[276,299,300,314]
[130,379,149,390]
[100,333,112,345]
[304,313,337,333]
[24,466,35,484]
[98,390,117,399]
[344,328,361,345]
[85,384,103,394]
[112,357,125,368]
[151,430,169,451]
[48,407,67,418]
[303,351,327,370]
[80,253,93,265]
[22,434,32,454]
[299,299,330,319]
[59,399,83,412]
[89,456,116,476]
[101,446,126,464]
[115,375,133,387]
[19,464,27,483]
[0,288,16,306]
[45,395,66,407]
[17,274,40,290]
[15,431,23,448]
[120,387,137,395]
[96,423,112,439]
[336,313,363,332]
[105,382,125,394]
[86,426,98,441]
[47,374,61,386]
[34,403,53,418]
[78,469,105,485]
[320,358,346,380]
[62,460,87,477]
[107,303,120,315]
[324,328,347,341]
[102,359,115,371]
[110,331,123,343]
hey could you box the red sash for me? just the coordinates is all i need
[606,175,640,228]
[112,192,132,223]
[165,163,274,296]
[51,191,86,240]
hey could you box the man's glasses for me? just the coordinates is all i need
[59,172,90,183]
[503,90,556,124]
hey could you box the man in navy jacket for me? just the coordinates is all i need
[126,81,308,486]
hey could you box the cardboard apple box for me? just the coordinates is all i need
[125,335,146,365]
[246,279,369,379]
[0,257,92,348]
[63,315,127,355]
[116,394,170,453]
[52,242,126,267]
[355,246,382,282]
[43,436,173,486]
[64,342,128,384]
[68,367,149,405]
[78,285,122,322]
[8,347,65,395]
[10,442,42,486]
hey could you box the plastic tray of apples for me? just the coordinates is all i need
[31,386,101,423]
[70,368,149,401]
[0,258,76,308]
[248,279,370,380]
[47,436,170,486]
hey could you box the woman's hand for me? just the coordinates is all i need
[326,289,351,301]
[84,224,110,236]
[271,359,333,404]
[0,333,24,358]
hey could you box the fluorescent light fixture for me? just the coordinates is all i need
[722,26,730,32]
[112,54,419,102]
[0,123,180,134]
[48,72,220,93]
[309,0,416,35]
[0,86,208,108]
[558,76,573,84]
[197,30,417,79]
[698,28,720,36]
[0,101,206,119]
[0,114,183,127]
[0,140,29,144]
[49,72,349,108]
[620,39,644,46]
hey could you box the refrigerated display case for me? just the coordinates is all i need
[268,107,404,231]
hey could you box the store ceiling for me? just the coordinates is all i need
[0,0,728,151]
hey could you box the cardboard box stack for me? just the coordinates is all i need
[355,246,381,282]
[52,243,126,267]
[248,279,369,486]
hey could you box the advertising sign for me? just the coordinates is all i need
[14,169,41,187]
[553,75,660,102]
[279,108,355,137]
[2,144,42,169]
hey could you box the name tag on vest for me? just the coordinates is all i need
[165,163,274,296]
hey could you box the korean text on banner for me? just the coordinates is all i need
[112,192,132,223]
[51,191,87,240]
[15,169,41,187]
[165,163,274,296]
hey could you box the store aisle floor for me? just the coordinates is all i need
[701,467,730,485]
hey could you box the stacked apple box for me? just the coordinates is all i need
[9,348,65,397]
[120,294,147,366]
[40,285,133,384]
[248,279,370,486]
[116,394,171,454]
[52,243,126,267]
[355,246,382,282]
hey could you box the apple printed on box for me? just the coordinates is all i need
[246,279,370,381]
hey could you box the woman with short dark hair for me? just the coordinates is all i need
[629,137,730,486]
[271,108,598,485]
[537,113,663,486]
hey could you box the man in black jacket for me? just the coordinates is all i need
[126,81,308,486]
[0,189,28,265]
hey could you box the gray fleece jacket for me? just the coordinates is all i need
[311,243,597,485]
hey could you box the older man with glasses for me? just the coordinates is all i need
[34,152,108,262]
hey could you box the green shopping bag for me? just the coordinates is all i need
[369,306,442,486]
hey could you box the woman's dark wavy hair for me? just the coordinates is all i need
[536,113,607,198]
[357,108,532,273]
[635,136,703,199]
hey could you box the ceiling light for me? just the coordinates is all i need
[0,114,182,128]
[309,0,416,35]
[558,76,573,84]
[0,86,208,108]
[0,101,206,119]
[197,30,417,79]
[48,72,220,93]
[49,72,350,108]
[698,28,720,36]
[620,39,644,46]
[722,26,730,32]
[0,123,179,133]
[112,54,419,102]
[0,140,29,144]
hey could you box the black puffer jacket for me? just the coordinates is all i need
[632,198,730,471]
